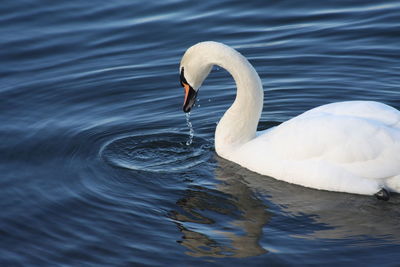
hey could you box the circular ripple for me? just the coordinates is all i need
[101,133,212,173]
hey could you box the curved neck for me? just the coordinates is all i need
[206,44,264,157]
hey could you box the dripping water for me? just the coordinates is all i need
[185,112,194,146]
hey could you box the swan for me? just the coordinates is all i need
[179,41,400,200]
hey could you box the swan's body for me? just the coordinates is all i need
[180,41,400,197]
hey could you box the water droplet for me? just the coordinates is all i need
[185,112,194,146]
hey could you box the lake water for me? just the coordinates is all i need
[1,0,400,266]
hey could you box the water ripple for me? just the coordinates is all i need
[101,133,212,173]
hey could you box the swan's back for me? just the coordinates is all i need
[298,101,400,129]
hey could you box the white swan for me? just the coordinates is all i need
[180,41,400,200]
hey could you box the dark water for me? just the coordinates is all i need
[1,0,400,266]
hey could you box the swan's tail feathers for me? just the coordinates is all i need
[385,175,400,193]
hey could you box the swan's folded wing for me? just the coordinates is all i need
[240,112,400,181]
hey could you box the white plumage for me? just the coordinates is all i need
[180,41,400,197]
[235,101,400,195]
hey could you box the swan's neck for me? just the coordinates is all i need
[210,46,264,157]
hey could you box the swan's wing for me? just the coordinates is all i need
[239,102,400,182]
[270,114,400,178]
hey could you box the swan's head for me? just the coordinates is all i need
[180,42,213,113]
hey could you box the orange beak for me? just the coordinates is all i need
[183,82,190,105]
[182,82,197,113]
[180,67,197,113]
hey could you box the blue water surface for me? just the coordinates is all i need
[1,0,400,266]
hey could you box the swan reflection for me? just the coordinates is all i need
[169,158,269,258]
[171,155,400,258]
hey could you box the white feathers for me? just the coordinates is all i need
[180,42,400,196]
[235,101,400,194]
